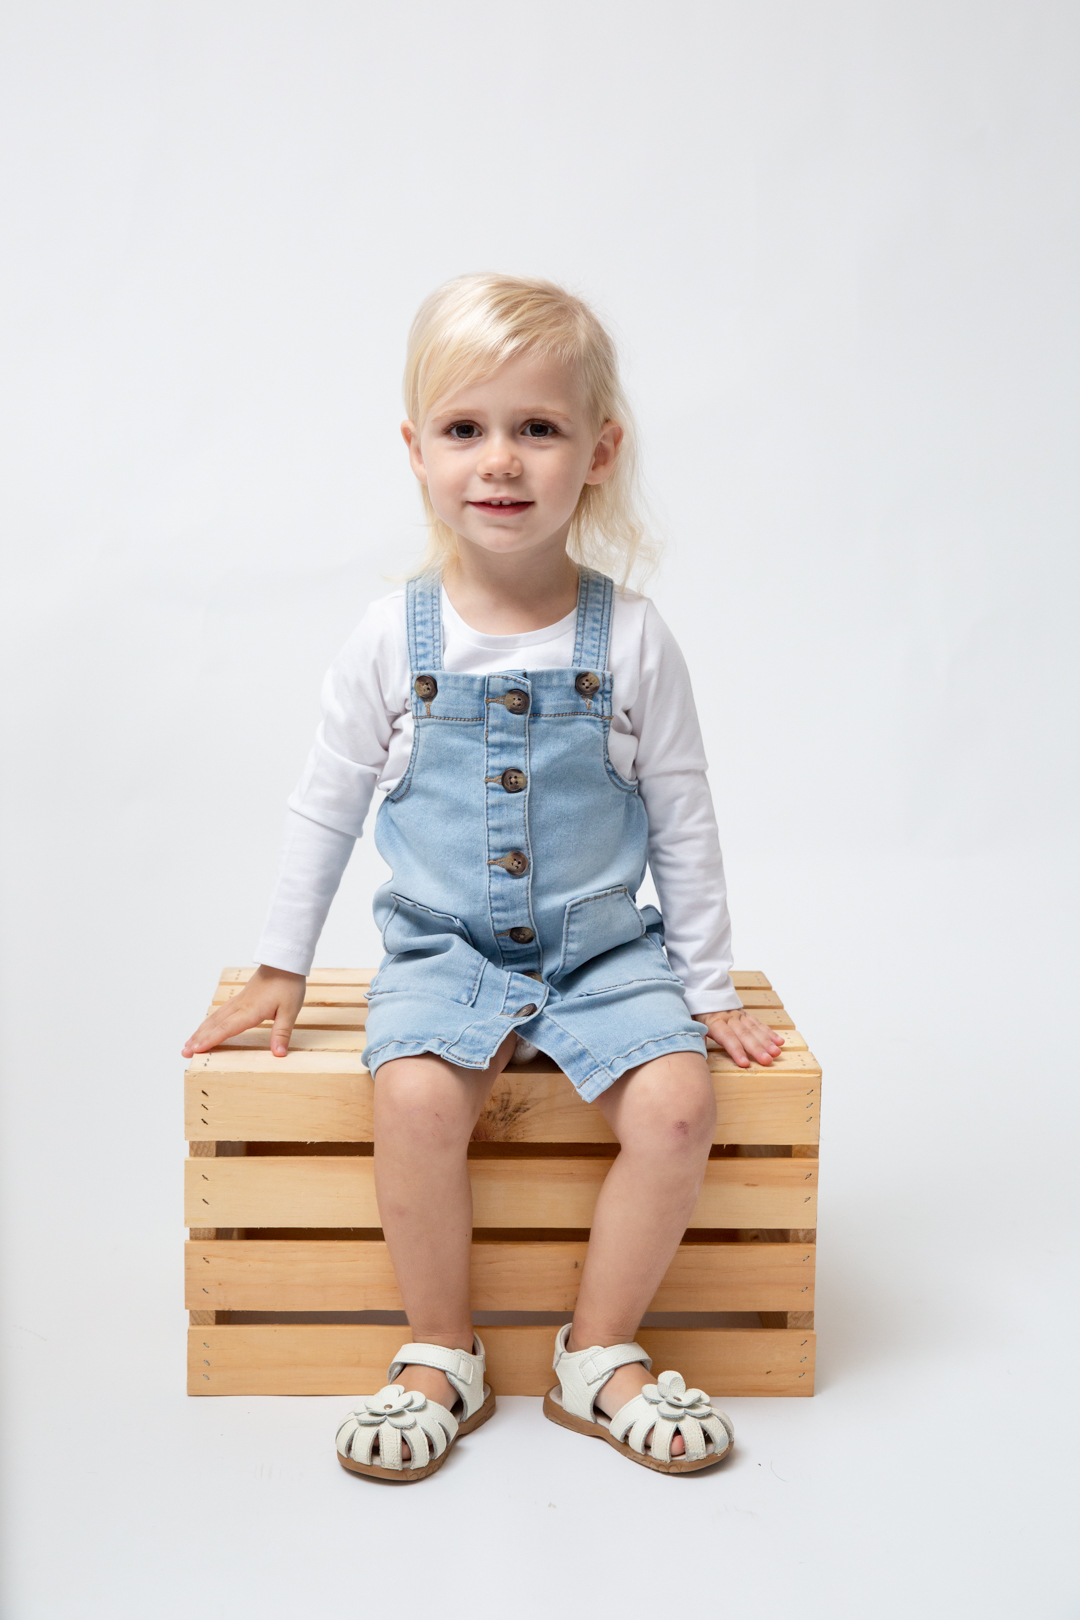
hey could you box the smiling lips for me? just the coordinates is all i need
[469,499,534,515]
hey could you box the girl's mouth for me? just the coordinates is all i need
[469,500,533,515]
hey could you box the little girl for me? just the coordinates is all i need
[184,273,782,1480]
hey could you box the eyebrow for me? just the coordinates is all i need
[429,403,578,424]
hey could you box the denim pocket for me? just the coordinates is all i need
[556,886,646,979]
[369,893,485,1007]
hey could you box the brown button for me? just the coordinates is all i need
[495,850,529,876]
[575,671,601,697]
[514,1003,538,1018]
[503,689,530,714]
[508,926,535,943]
[501,768,527,793]
[414,675,438,701]
[524,971,543,981]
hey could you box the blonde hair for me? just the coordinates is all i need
[403,273,659,586]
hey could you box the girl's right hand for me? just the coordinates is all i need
[181,965,307,1060]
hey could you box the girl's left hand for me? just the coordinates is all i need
[693,1010,785,1069]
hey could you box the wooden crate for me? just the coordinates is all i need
[186,968,819,1396]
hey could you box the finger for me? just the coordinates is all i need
[715,1029,751,1068]
[182,1018,225,1057]
[742,1015,784,1051]
[745,1020,783,1055]
[270,1005,297,1058]
[183,998,267,1056]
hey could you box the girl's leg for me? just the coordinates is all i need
[568,1050,717,1453]
[373,1033,517,1422]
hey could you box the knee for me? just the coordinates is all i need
[621,1064,716,1158]
[374,1062,477,1149]
[664,1077,717,1155]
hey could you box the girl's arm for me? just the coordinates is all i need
[181,596,403,1058]
[631,601,784,1070]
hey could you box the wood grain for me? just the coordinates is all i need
[186,1237,815,1313]
[188,1321,814,1396]
[185,1048,820,1145]
[184,1155,818,1229]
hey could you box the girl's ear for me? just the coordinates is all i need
[584,420,623,486]
[401,419,428,484]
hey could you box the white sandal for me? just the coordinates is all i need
[335,1335,496,1483]
[543,1323,734,1474]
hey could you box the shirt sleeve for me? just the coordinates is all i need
[631,601,743,1015]
[254,596,404,975]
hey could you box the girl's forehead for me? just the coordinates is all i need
[427,350,588,419]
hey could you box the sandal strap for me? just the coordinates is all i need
[388,1334,487,1419]
[575,1343,652,1384]
[551,1323,652,1421]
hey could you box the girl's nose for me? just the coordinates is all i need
[478,435,521,477]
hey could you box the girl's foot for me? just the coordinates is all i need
[545,1325,733,1473]
[336,1336,495,1481]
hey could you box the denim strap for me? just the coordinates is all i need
[406,573,444,674]
[571,568,614,671]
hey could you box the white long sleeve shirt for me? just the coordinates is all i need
[255,585,743,1015]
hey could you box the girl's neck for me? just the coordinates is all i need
[441,539,580,635]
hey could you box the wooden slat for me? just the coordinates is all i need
[185,1155,818,1230]
[185,1048,820,1145]
[212,987,369,1009]
[188,1322,814,1396]
[212,1007,369,1030]
[186,1237,815,1313]
[218,1025,806,1055]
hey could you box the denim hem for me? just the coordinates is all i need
[572,1032,709,1103]
[362,1034,504,1077]
[362,1017,707,1094]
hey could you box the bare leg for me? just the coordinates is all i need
[372,1033,517,1454]
[568,1050,716,1456]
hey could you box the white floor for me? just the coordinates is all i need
[2,853,1078,1618]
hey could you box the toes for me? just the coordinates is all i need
[642,1423,685,1458]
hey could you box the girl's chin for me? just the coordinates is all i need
[449,521,548,550]
[455,533,543,555]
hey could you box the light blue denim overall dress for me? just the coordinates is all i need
[361,568,708,1103]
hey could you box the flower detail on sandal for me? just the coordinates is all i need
[640,1372,714,1424]
[352,1385,430,1429]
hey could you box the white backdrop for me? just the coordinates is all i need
[1,4,1078,1617]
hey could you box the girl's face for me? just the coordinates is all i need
[402,351,621,559]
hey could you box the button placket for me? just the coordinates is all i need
[483,674,537,970]
[499,970,549,1022]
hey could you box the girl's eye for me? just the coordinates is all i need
[524,421,556,438]
[448,423,479,440]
